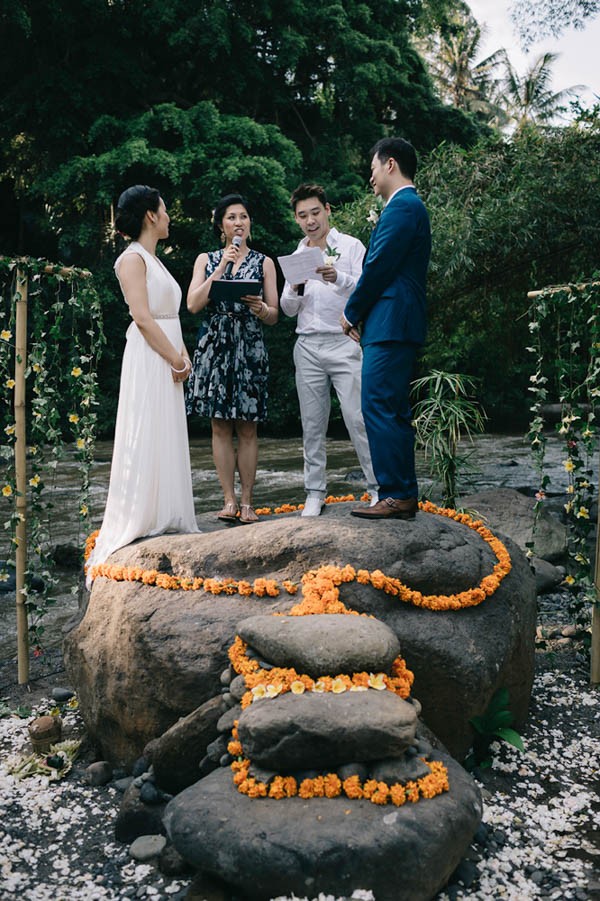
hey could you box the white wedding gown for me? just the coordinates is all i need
[86,242,198,583]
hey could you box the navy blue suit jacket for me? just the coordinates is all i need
[344,186,431,346]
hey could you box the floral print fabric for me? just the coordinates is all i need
[186,249,268,421]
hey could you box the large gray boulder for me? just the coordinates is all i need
[461,487,566,562]
[64,502,535,765]
[164,752,482,901]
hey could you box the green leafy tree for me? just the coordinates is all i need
[509,0,600,48]
[495,50,585,131]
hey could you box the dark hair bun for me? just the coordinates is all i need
[115,185,161,240]
[212,193,251,238]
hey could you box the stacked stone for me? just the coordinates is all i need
[214,613,433,785]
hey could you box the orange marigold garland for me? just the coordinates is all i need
[84,501,511,613]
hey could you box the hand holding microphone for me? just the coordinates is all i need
[224,235,243,276]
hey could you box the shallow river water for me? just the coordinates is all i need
[0,432,594,662]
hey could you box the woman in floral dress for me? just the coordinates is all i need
[186,194,278,523]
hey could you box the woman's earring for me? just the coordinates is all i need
[220,231,226,244]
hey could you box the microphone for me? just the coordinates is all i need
[224,235,243,277]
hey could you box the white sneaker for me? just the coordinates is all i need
[369,490,379,507]
[301,497,325,517]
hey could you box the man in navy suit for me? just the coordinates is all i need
[342,137,431,519]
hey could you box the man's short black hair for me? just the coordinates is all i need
[370,137,417,181]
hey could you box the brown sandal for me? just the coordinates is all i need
[217,502,238,522]
[239,504,259,524]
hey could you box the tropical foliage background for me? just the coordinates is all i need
[1,0,599,435]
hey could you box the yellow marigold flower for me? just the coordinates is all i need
[68,413,79,424]
[5,379,15,389]
[265,684,282,699]
[562,459,575,472]
[29,475,40,487]
[290,680,305,695]
[2,485,13,497]
[1,329,12,341]
[576,507,590,519]
[251,685,266,701]
[71,366,82,377]
[331,678,346,694]
[564,574,576,585]
[368,673,387,691]
[5,424,15,435]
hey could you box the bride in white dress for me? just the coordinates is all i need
[86,185,198,584]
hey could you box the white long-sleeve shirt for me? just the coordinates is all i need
[280,227,366,335]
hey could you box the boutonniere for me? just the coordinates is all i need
[366,208,380,227]
[323,243,341,265]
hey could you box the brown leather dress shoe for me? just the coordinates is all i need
[351,496,418,520]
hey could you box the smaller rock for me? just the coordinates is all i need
[473,823,490,847]
[221,692,235,708]
[220,668,232,687]
[51,687,75,703]
[216,706,241,735]
[451,859,478,889]
[158,843,193,877]
[185,872,234,901]
[336,762,369,782]
[115,783,165,844]
[370,756,431,783]
[206,735,229,763]
[131,756,149,777]
[129,834,167,862]
[219,753,233,768]
[229,675,247,701]
[85,761,113,786]
[198,755,217,778]
[142,738,159,763]
[139,781,162,805]
[247,764,278,785]
[114,777,134,793]
[561,624,577,638]
[414,738,433,757]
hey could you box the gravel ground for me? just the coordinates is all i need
[1,589,599,901]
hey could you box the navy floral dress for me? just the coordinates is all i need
[186,249,268,421]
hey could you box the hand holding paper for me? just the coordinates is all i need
[278,247,328,285]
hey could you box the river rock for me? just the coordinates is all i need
[237,691,417,770]
[460,487,566,562]
[369,756,432,783]
[64,503,535,764]
[151,695,223,794]
[164,752,482,901]
[237,613,401,678]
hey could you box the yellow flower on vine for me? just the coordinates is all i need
[564,574,576,585]
[1,329,12,341]
[71,366,82,377]
[29,446,38,455]
[5,379,15,389]
[566,485,575,494]
[2,485,13,497]
[0,571,9,582]
[563,459,575,472]
[564,501,574,514]
[32,363,42,373]
[4,424,15,435]
[80,503,89,516]
[576,507,589,519]
[582,428,594,439]
[29,475,41,487]
[76,438,85,450]
[68,413,79,424]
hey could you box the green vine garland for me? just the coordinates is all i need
[527,281,600,627]
[0,256,105,651]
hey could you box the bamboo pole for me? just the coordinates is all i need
[592,496,600,684]
[527,280,600,299]
[14,268,29,684]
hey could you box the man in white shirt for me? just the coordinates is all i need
[280,183,378,516]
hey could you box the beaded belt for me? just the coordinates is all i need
[153,313,178,320]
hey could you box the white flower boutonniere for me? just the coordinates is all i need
[367,208,380,226]
[323,243,341,266]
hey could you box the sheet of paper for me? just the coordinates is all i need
[277,247,326,285]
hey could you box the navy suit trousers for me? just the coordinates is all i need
[361,341,418,499]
